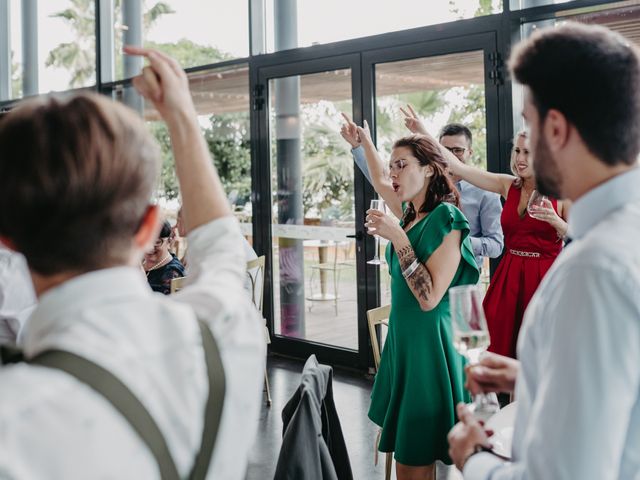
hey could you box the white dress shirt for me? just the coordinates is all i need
[464,167,640,480]
[0,248,36,346]
[0,216,266,479]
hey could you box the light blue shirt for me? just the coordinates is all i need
[352,146,503,268]
[465,167,640,479]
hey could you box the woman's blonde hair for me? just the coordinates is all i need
[509,130,529,187]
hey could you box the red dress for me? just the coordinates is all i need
[483,183,562,358]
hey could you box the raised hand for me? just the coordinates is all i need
[528,198,562,225]
[356,119,374,148]
[339,112,361,148]
[400,104,428,135]
[123,45,195,125]
[365,208,403,243]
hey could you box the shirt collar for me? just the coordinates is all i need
[22,266,152,353]
[568,166,640,240]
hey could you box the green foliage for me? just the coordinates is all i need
[300,108,354,220]
[45,0,96,87]
[203,113,251,205]
[474,0,496,16]
[145,39,231,67]
[376,91,445,153]
[151,113,251,203]
[47,0,175,88]
[11,52,21,98]
[446,85,487,169]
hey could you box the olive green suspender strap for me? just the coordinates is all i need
[27,319,225,480]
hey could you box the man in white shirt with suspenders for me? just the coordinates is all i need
[0,47,265,479]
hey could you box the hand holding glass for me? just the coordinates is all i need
[367,199,386,265]
[449,284,500,421]
[527,190,549,217]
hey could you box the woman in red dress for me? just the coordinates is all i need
[446,131,569,358]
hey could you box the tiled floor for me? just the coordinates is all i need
[245,355,463,480]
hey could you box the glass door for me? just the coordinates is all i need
[254,33,503,370]
[255,55,373,368]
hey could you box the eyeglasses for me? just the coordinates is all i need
[154,238,168,248]
[444,146,467,157]
[388,159,419,174]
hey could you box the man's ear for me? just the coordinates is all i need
[134,205,161,250]
[544,108,570,152]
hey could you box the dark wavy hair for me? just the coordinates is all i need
[392,135,460,227]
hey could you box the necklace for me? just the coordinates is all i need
[145,253,172,276]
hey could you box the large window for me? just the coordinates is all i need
[5,0,96,100]
[107,0,249,82]
[261,0,503,54]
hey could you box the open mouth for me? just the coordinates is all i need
[392,182,400,193]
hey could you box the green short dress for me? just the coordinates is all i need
[368,202,480,466]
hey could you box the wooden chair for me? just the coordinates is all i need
[366,304,392,480]
[247,255,272,407]
[170,276,185,294]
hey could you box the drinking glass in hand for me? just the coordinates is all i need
[449,284,500,421]
[367,199,386,265]
[527,190,549,217]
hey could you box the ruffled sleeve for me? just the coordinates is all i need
[412,202,479,286]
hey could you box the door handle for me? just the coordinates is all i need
[346,231,364,241]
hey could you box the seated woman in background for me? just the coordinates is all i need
[144,220,185,295]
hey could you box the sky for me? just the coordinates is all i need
[6,0,504,95]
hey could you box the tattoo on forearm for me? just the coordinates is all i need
[397,244,433,304]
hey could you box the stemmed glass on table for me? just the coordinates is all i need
[367,199,386,265]
[449,284,500,421]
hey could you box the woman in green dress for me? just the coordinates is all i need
[344,120,479,479]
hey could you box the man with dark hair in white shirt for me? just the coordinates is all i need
[447,22,640,479]
[0,48,264,479]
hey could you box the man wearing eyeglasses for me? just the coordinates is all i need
[343,118,503,272]
[437,123,503,271]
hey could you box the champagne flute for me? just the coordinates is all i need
[449,284,500,421]
[367,199,386,265]
[527,190,549,217]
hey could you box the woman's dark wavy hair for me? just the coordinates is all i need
[392,134,460,227]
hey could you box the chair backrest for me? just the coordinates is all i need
[246,255,266,314]
[170,276,186,294]
[366,304,391,371]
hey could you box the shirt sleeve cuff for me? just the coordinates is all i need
[463,452,506,480]
[469,236,483,256]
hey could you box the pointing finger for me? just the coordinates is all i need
[341,112,353,124]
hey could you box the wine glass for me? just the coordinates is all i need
[449,284,500,421]
[527,190,549,217]
[367,199,386,265]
